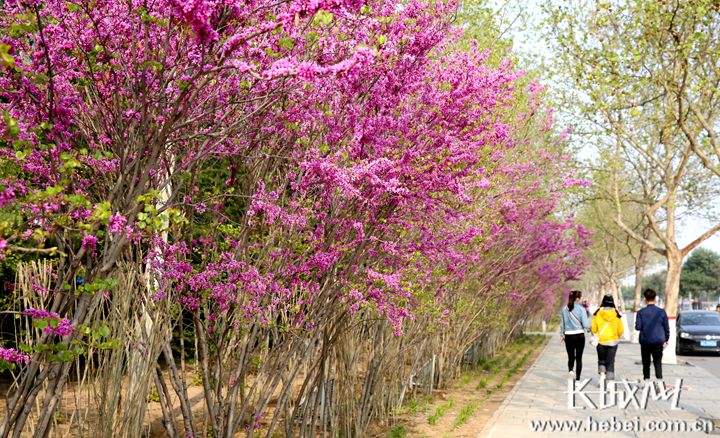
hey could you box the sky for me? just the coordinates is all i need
[680,217,720,255]
[486,0,720,260]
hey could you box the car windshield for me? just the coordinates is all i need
[682,314,720,326]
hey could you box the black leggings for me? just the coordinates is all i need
[564,333,585,379]
[597,344,618,378]
[641,343,664,379]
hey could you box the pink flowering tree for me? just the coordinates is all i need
[0,0,589,435]
[1,0,379,433]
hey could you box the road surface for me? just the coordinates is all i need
[683,353,720,379]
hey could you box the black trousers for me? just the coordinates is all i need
[641,343,664,379]
[597,344,618,377]
[564,333,585,379]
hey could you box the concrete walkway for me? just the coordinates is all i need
[479,334,720,437]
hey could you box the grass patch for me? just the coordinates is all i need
[387,424,407,438]
[452,400,482,429]
[427,400,455,425]
[515,354,529,368]
[418,396,433,414]
[407,395,432,415]
[407,398,418,415]
[496,375,510,389]
[489,365,503,377]
[475,378,488,390]
[502,356,515,368]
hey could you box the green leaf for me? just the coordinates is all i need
[99,339,121,349]
[93,325,110,339]
[45,185,65,196]
[0,360,17,371]
[91,201,112,222]
[315,10,333,26]
[278,37,294,50]
[33,319,49,330]
[2,110,19,138]
[142,60,163,71]
[57,350,75,362]
[0,44,15,67]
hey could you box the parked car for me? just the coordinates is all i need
[677,311,720,355]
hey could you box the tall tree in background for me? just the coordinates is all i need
[681,248,720,296]
[644,271,668,296]
[547,0,720,361]
[576,161,645,310]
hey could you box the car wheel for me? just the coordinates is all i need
[675,343,684,356]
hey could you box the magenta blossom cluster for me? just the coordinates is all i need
[0,347,30,365]
[23,309,76,337]
[0,0,590,338]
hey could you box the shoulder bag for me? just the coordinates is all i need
[589,321,609,348]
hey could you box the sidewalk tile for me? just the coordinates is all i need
[478,334,720,437]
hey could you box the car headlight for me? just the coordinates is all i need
[680,332,691,339]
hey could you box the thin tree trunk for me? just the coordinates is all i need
[611,278,624,312]
[162,343,198,437]
[633,244,648,311]
[154,366,179,438]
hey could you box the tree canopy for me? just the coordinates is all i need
[681,248,720,296]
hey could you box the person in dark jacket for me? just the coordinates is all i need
[634,289,670,383]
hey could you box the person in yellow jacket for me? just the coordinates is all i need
[591,295,624,381]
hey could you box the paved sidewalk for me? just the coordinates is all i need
[479,334,720,437]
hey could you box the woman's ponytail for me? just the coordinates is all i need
[567,290,581,312]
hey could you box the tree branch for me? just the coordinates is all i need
[681,222,720,257]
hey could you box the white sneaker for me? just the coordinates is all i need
[653,378,665,391]
[598,372,606,387]
[568,370,575,380]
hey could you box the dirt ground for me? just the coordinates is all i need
[0,371,206,438]
[369,334,547,438]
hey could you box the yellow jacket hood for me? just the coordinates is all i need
[595,308,618,323]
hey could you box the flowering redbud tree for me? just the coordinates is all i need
[0,0,589,436]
